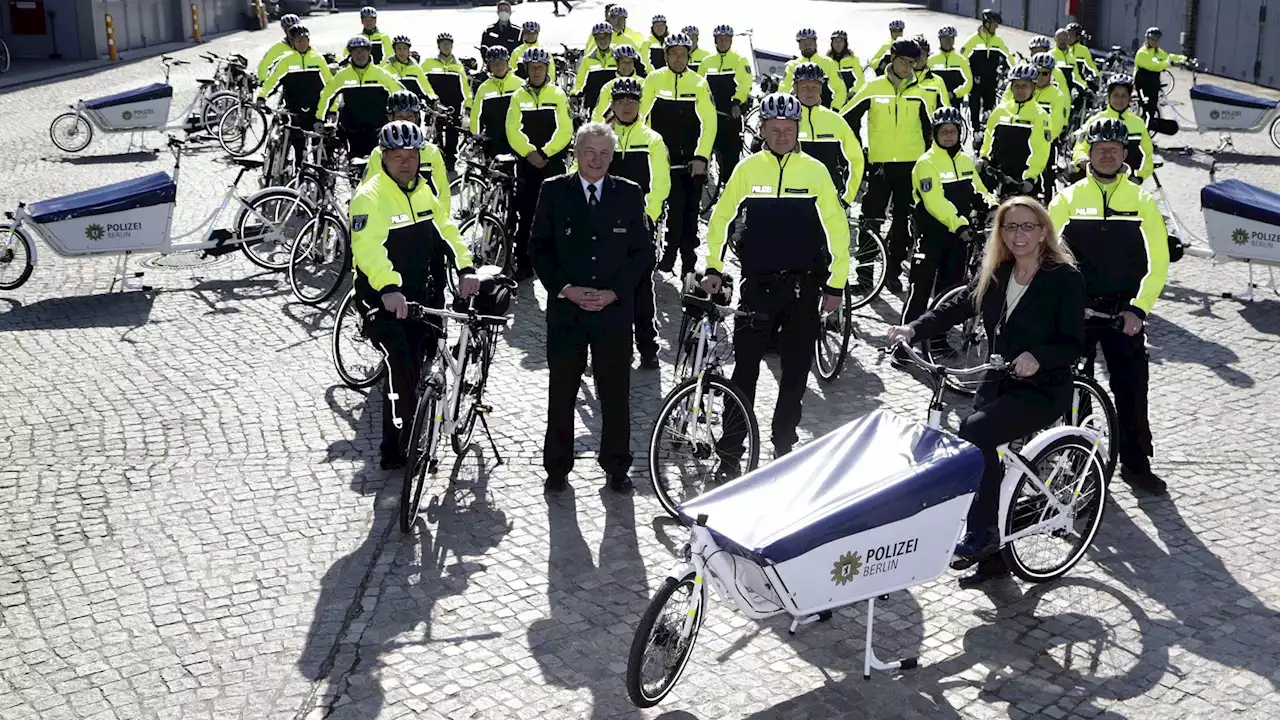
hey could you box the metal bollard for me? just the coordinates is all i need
[105,13,118,61]
[191,3,201,43]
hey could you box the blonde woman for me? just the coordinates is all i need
[887,196,1085,587]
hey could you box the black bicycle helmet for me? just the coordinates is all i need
[280,14,300,30]
[914,35,931,55]
[1009,64,1038,82]
[386,90,421,115]
[522,21,540,33]
[437,33,453,43]
[889,20,905,32]
[931,106,964,129]
[981,8,1003,23]
[379,120,424,150]
[831,30,847,40]
[522,47,551,65]
[359,6,376,18]
[1086,117,1129,145]
[593,22,613,35]
[612,45,640,60]
[287,24,310,39]
[483,46,511,62]
[392,35,411,47]
[1146,26,1162,38]
[714,25,734,37]
[759,93,802,121]
[612,77,643,99]
[890,39,921,60]
[1066,22,1083,33]
[938,26,957,38]
[347,36,372,50]
[665,33,693,49]
[792,62,826,82]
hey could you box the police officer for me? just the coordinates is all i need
[1134,27,1186,122]
[362,92,451,215]
[792,62,863,208]
[871,19,907,76]
[586,5,645,57]
[1011,53,1071,201]
[471,46,524,159]
[512,22,556,83]
[1050,118,1169,494]
[348,7,393,65]
[350,121,479,469]
[904,106,992,326]
[701,93,850,464]
[682,26,712,73]
[422,33,472,173]
[257,13,300,82]
[1027,36,1071,94]
[930,26,973,106]
[258,25,332,169]
[962,8,1011,133]
[779,29,845,110]
[639,33,717,277]
[317,37,404,159]
[1066,22,1099,84]
[1071,75,1155,184]
[573,24,620,116]
[605,78,671,368]
[843,38,933,292]
[700,25,753,182]
[979,64,1052,197]
[642,14,669,72]
[383,36,437,102]
[912,36,951,112]
[506,47,574,281]
[480,0,522,55]
[591,45,644,122]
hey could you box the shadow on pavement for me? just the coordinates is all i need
[1145,314,1254,387]
[48,151,160,165]
[1236,297,1280,334]
[0,290,155,331]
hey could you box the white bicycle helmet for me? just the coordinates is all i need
[608,5,627,18]
[280,14,300,30]
[759,93,802,121]
[379,121,425,150]
[1008,64,1038,82]
[665,33,693,49]
[796,28,818,41]
[523,47,551,65]
[714,25,734,37]
[593,22,613,35]
[347,36,372,50]
[522,21,540,33]
[1029,36,1052,50]
[938,26,957,38]
[682,26,699,37]
[1031,53,1056,71]
[612,45,640,60]
[889,20,905,31]
[359,6,376,18]
[483,46,511,62]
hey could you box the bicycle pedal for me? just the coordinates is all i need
[477,404,492,414]
[428,459,439,474]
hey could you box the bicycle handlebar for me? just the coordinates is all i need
[885,338,1007,377]
[367,300,511,327]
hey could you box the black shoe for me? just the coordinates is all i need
[544,474,568,493]
[513,266,535,282]
[714,457,742,482]
[607,473,634,494]
[639,353,660,369]
[958,557,1012,587]
[950,528,998,570]
[656,258,675,274]
[774,443,793,459]
[1121,465,1167,495]
[380,454,405,471]
[885,277,904,293]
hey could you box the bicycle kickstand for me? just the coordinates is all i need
[477,407,504,465]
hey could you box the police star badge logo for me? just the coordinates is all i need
[831,551,862,586]
[352,214,368,232]
[85,224,105,242]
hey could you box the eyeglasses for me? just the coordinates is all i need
[1037,70,1051,76]
[1001,222,1043,234]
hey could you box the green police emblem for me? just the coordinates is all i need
[85,224,105,241]
[1232,228,1249,246]
[831,551,863,586]
[123,110,133,121]
[1209,109,1220,121]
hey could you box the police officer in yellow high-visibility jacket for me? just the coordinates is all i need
[317,36,405,159]
[700,25,754,181]
[592,46,644,122]
[828,30,865,97]
[961,9,1011,130]
[257,14,300,82]
[871,19,907,75]
[347,7,394,66]
[362,92,451,215]
[574,25,620,116]
[792,62,863,207]
[930,26,973,105]
[1071,75,1155,184]
[1050,117,1169,495]
[841,39,933,292]
[701,93,850,463]
[585,5,646,63]
[422,33,473,172]
[505,47,574,280]
[1134,27,1186,121]
[778,28,846,110]
[471,46,524,159]
[383,36,439,103]
[911,36,951,113]
[980,64,1052,196]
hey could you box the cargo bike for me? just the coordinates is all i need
[626,341,1109,708]
[0,136,314,293]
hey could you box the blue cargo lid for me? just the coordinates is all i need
[1201,179,1280,227]
[1189,84,1279,111]
[27,172,176,224]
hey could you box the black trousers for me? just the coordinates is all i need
[660,168,705,275]
[513,154,566,273]
[433,111,462,171]
[552,0,573,10]
[287,112,312,170]
[969,74,999,129]
[722,275,822,451]
[366,303,443,459]
[1135,76,1161,122]
[340,124,379,160]
[958,384,1067,531]
[860,162,915,283]
[544,306,633,478]
[902,223,967,325]
[713,114,743,183]
[1084,325,1153,472]
[633,256,658,356]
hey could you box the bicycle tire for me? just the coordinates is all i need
[235,187,313,270]
[1067,375,1119,480]
[1001,433,1108,583]
[200,90,239,134]
[451,329,493,454]
[332,291,386,389]
[625,572,706,708]
[698,156,721,215]
[1160,68,1174,96]
[1270,116,1280,152]
[401,392,442,533]
[448,173,486,222]
[846,225,888,310]
[217,102,269,157]
[0,223,35,290]
[923,283,988,396]
[648,374,760,520]
[287,212,350,305]
[814,300,854,383]
[49,112,93,153]
[460,213,510,272]
[0,39,10,74]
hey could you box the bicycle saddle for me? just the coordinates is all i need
[230,157,264,170]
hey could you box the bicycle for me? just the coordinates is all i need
[449,152,517,270]
[397,274,516,532]
[286,152,357,305]
[814,214,889,382]
[0,38,9,74]
[649,273,763,519]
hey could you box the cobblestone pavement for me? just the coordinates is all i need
[2,2,1280,719]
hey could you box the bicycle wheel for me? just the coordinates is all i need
[625,572,706,709]
[846,226,888,310]
[332,291,387,389]
[815,300,854,382]
[217,102,269,157]
[649,375,760,519]
[923,283,988,396]
[451,329,493,454]
[449,174,486,223]
[236,188,313,270]
[460,213,510,272]
[699,156,721,215]
[401,392,441,533]
[1066,375,1119,480]
[200,90,239,134]
[0,223,35,290]
[670,312,695,383]
[0,38,10,74]
[287,212,350,305]
[1270,116,1280,152]
[1160,68,1175,96]
[1001,433,1108,584]
[49,112,93,153]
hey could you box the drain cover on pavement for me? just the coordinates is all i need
[139,251,230,269]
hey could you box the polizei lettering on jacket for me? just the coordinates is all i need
[862,537,919,577]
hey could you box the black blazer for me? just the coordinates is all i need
[529,173,655,322]
[910,260,1086,401]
